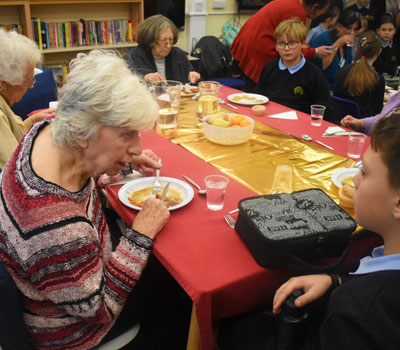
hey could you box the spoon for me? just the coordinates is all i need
[218,98,238,110]
[301,133,334,151]
[182,175,207,195]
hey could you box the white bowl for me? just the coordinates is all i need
[202,113,254,145]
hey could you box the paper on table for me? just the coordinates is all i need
[322,126,362,137]
[267,111,298,120]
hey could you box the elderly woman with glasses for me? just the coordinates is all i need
[0,49,178,349]
[125,14,201,84]
[0,29,55,169]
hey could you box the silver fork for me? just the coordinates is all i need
[152,158,162,195]
[224,214,236,229]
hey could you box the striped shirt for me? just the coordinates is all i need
[0,120,153,349]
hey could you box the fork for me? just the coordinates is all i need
[224,214,236,229]
[152,158,162,195]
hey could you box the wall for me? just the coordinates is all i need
[175,0,252,52]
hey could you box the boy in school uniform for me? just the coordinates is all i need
[218,112,400,350]
[347,0,378,30]
[255,19,333,120]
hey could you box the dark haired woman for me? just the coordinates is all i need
[125,14,200,84]
[311,9,361,90]
[230,0,333,90]
[334,31,384,118]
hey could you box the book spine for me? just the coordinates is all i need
[45,23,50,49]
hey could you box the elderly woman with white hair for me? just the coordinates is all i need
[0,50,173,349]
[0,28,55,169]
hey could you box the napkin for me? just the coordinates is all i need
[322,126,362,137]
[267,111,298,120]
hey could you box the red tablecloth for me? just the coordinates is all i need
[106,130,379,350]
[219,86,370,158]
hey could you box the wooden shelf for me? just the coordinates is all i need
[0,0,143,65]
[42,42,136,53]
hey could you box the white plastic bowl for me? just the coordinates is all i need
[202,113,254,145]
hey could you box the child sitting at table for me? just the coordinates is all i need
[373,12,400,76]
[218,112,400,350]
[333,30,384,118]
[255,19,333,120]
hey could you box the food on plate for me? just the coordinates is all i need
[182,86,199,94]
[231,94,264,104]
[341,176,354,188]
[207,113,251,128]
[128,186,183,208]
[338,184,354,208]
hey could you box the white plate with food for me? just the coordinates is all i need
[181,85,199,97]
[227,93,269,106]
[331,168,360,188]
[118,176,194,210]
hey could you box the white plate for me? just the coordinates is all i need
[118,176,194,210]
[331,168,360,188]
[227,93,269,106]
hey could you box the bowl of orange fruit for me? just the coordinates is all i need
[202,112,254,145]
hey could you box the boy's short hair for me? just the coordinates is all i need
[273,18,307,43]
[371,113,400,188]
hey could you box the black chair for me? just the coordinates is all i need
[331,95,361,125]
[0,259,139,350]
[0,260,32,350]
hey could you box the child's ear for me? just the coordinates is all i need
[393,191,400,220]
[301,41,307,49]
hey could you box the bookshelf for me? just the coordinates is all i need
[0,0,143,65]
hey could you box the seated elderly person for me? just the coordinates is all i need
[0,50,173,349]
[0,28,55,169]
[125,14,201,84]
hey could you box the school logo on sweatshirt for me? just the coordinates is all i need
[294,86,304,96]
[391,56,397,62]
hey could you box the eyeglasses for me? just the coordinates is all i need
[276,41,300,50]
[23,77,36,86]
[156,38,174,46]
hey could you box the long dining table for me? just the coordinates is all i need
[105,85,381,350]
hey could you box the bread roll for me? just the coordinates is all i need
[339,184,354,208]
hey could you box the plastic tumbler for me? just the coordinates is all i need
[204,175,229,210]
[348,134,367,159]
[310,105,326,126]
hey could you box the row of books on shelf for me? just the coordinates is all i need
[0,24,24,34]
[32,18,136,50]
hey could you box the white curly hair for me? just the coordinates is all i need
[51,50,158,148]
[0,29,42,86]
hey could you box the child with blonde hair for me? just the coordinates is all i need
[255,18,332,119]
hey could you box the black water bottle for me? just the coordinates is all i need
[275,289,309,350]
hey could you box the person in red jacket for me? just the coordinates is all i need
[231,0,334,89]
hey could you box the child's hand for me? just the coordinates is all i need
[273,275,333,315]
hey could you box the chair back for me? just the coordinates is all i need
[11,69,57,120]
[331,95,361,125]
[0,260,32,350]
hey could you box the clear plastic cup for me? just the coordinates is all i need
[310,105,326,126]
[204,175,229,210]
[348,134,367,159]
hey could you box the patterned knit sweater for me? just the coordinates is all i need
[0,120,154,350]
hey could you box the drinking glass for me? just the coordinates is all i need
[196,81,220,120]
[149,80,182,129]
[348,134,367,159]
[310,105,326,126]
[204,175,229,210]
